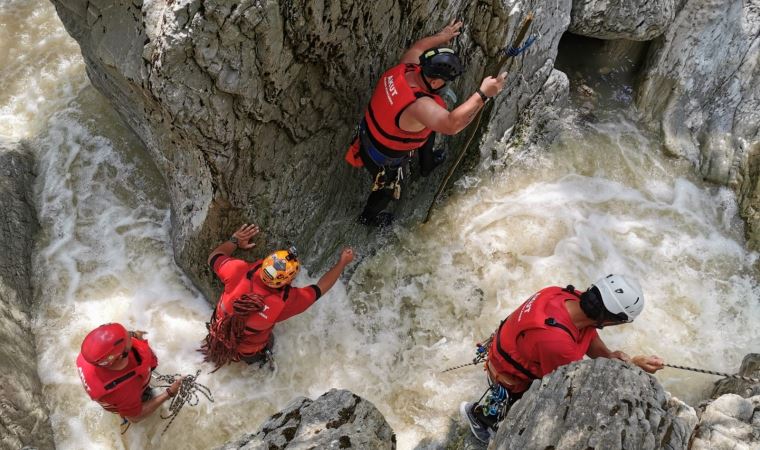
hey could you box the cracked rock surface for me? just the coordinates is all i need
[491,358,697,450]
[637,0,760,248]
[0,142,54,450]
[569,0,676,40]
[49,0,572,298]
[215,388,395,449]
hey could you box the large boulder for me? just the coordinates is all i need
[712,353,760,399]
[636,0,760,247]
[215,389,395,449]
[491,358,697,450]
[569,0,676,40]
[0,142,55,449]
[689,394,760,450]
[49,0,573,298]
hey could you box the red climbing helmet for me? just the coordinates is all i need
[81,323,129,366]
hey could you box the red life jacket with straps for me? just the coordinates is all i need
[215,263,291,355]
[488,286,597,392]
[363,63,447,153]
[76,338,157,412]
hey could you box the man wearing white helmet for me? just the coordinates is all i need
[460,274,665,443]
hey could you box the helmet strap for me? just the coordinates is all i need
[421,74,444,93]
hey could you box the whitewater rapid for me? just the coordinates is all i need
[2,1,759,449]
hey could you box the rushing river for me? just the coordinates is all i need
[3,1,760,449]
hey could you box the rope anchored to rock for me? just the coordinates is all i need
[152,370,214,436]
[424,13,536,224]
[664,363,760,383]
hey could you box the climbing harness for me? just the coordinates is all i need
[664,363,760,383]
[441,335,492,373]
[371,166,404,200]
[152,370,214,436]
[423,13,537,224]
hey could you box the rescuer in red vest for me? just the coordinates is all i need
[345,20,508,227]
[76,323,184,423]
[200,223,354,370]
[460,274,665,443]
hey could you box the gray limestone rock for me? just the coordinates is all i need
[569,0,676,40]
[690,394,760,450]
[490,358,697,450]
[215,389,395,449]
[712,353,760,399]
[49,0,573,298]
[636,0,760,247]
[0,142,55,450]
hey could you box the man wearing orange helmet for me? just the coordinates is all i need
[76,323,183,422]
[201,224,354,370]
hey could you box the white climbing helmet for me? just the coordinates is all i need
[592,274,645,322]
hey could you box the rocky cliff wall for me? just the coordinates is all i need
[49,0,573,298]
[636,0,760,247]
[0,142,54,450]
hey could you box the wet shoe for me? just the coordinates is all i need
[460,402,493,443]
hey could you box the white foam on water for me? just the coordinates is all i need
[0,0,87,141]
[11,0,760,448]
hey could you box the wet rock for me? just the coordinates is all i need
[491,358,697,450]
[712,353,760,399]
[569,0,676,40]
[49,0,574,298]
[636,1,760,248]
[690,394,760,450]
[215,389,395,449]
[0,142,55,449]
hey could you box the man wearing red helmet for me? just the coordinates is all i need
[76,323,183,422]
[201,223,354,370]
[345,19,508,227]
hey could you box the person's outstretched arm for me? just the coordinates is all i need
[403,73,506,135]
[124,377,184,423]
[400,19,462,65]
[316,248,355,294]
[587,336,665,373]
[206,224,259,267]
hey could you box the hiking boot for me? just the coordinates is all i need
[460,402,493,444]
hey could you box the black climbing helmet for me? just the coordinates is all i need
[419,47,464,82]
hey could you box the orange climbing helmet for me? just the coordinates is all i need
[260,247,299,288]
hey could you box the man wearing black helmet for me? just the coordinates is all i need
[346,20,507,227]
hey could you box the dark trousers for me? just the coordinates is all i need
[239,336,274,365]
[359,133,437,221]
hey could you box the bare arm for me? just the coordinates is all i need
[587,336,665,373]
[206,224,259,266]
[125,377,183,423]
[403,73,507,135]
[316,248,354,294]
[400,19,462,65]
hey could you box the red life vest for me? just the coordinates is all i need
[76,338,157,412]
[363,63,447,153]
[489,286,590,384]
[215,264,290,355]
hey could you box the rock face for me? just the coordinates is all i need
[690,394,760,450]
[216,389,395,449]
[49,0,573,297]
[569,0,676,40]
[0,143,55,449]
[712,353,760,399]
[636,0,760,247]
[491,358,697,450]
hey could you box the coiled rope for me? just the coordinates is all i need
[664,363,760,383]
[152,370,214,436]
